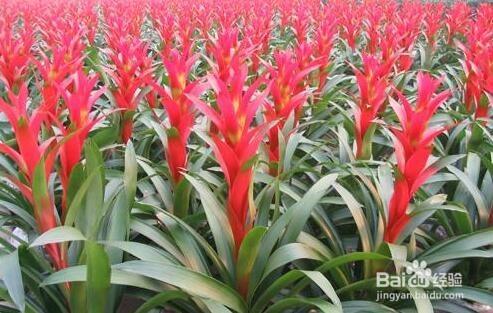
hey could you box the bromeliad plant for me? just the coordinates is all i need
[264,50,319,175]
[188,62,271,253]
[0,85,66,270]
[104,13,152,143]
[350,53,395,159]
[57,70,105,212]
[385,72,451,244]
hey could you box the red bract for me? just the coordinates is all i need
[264,50,318,174]
[57,70,105,211]
[35,27,86,115]
[0,84,65,269]
[339,3,363,50]
[152,12,175,57]
[151,49,202,184]
[423,3,445,51]
[364,4,385,55]
[244,14,272,74]
[446,2,471,45]
[385,73,450,243]
[290,5,312,44]
[458,23,493,119]
[350,54,395,159]
[313,10,337,91]
[0,26,33,91]
[187,64,271,253]
[207,28,246,82]
[105,32,152,143]
[392,6,422,72]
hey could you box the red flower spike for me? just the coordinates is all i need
[350,54,396,159]
[263,50,318,174]
[187,63,271,252]
[313,11,337,91]
[0,84,64,269]
[446,2,471,45]
[207,27,250,82]
[385,72,451,243]
[57,70,105,211]
[34,23,87,115]
[423,3,445,51]
[151,49,203,184]
[105,31,152,142]
[0,26,33,91]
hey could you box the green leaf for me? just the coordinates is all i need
[263,297,341,313]
[185,174,235,274]
[448,165,489,226]
[333,183,372,252]
[442,287,493,306]
[124,141,138,202]
[0,250,25,312]
[66,164,84,211]
[115,261,246,313]
[31,159,51,221]
[173,178,191,218]
[135,291,189,313]
[153,210,231,284]
[136,158,173,210]
[106,142,137,264]
[30,226,86,247]
[43,266,164,292]
[64,167,102,228]
[83,140,105,239]
[342,301,397,313]
[420,229,493,262]
[281,173,338,244]
[235,227,267,299]
[100,240,175,264]
[86,241,111,313]
[251,270,343,313]
[262,243,326,280]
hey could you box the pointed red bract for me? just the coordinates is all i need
[385,73,451,243]
[57,70,105,211]
[188,62,270,252]
[0,84,65,269]
[351,54,395,159]
[151,49,203,184]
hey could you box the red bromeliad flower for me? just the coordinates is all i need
[385,72,450,243]
[392,5,422,72]
[313,10,337,92]
[264,50,318,174]
[0,84,65,269]
[364,3,385,56]
[0,24,33,92]
[151,49,202,184]
[187,63,271,253]
[244,12,272,74]
[152,10,175,57]
[338,3,363,50]
[458,23,493,119]
[57,70,105,212]
[35,26,86,115]
[105,22,152,143]
[423,3,445,51]
[350,54,395,159]
[207,27,246,82]
[446,2,471,45]
[290,5,312,44]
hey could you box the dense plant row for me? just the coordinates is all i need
[1,0,493,312]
